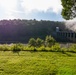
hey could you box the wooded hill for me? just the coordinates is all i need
[0,19,66,43]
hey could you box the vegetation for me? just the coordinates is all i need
[61,0,76,20]
[28,35,56,47]
[0,36,76,75]
[0,51,76,75]
[45,35,56,47]
[36,38,44,47]
[12,43,23,54]
[0,19,65,43]
[0,35,76,53]
[28,38,36,47]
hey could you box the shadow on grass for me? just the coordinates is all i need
[61,51,73,57]
[0,50,75,56]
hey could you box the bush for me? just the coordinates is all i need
[0,44,11,51]
[36,38,44,47]
[28,38,44,47]
[36,46,46,51]
[28,35,56,48]
[61,47,68,53]
[12,43,23,54]
[45,35,56,47]
[45,47,51,51]
[51,43,60,52]
[69,44,76,53]
[28,38,36,47]
[24,46,36,51]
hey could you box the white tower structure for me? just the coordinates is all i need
[56,27,59,32]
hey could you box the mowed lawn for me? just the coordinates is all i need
[0,51,76,75]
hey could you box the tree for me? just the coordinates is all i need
[28,38,36,47]
[36,38,44,47]
[45,35,56,47]
[61,0,76,20]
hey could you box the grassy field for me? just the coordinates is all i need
[0,51,76,75]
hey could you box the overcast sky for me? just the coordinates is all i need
[0,0,64,21]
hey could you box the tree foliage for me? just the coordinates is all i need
[28,35,56,47]
[61,0,76,20]
[28,38,36,47]
[36,38,44,47]
[28,38,44,47]
[45,35,56,47]
[0,19,64,43]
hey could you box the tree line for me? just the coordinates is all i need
[0,19,65,43]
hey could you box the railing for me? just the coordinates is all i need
[56,31,76,42]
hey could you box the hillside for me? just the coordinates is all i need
[1,19,76,43]
[0,19,66,43]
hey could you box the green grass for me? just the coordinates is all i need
[0,51,76,75]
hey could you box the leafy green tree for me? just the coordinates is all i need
[28,38,36,47]
[61,0,76,20]
[45,35,56,47]
[36,38,44,47]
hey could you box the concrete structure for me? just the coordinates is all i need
[56,27,59,32]
[56,27,76,42]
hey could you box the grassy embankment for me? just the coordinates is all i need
[0,51,76,75]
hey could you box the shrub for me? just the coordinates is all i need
[24,46,31,51]
[24,46,37,51]
[51,43,60,52]
[12,43,23,54]
[28,38,36,47]
[61,47,68,53]
[69,44,76,53]
[0,44,10,51]
[36,38,44,47]
[45,47,51,51]
[0,45,3,51]
[3,44,10,51]
[45,35,56,47]
[36,46,46,51]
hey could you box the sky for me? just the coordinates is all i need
[0,0,64,21]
